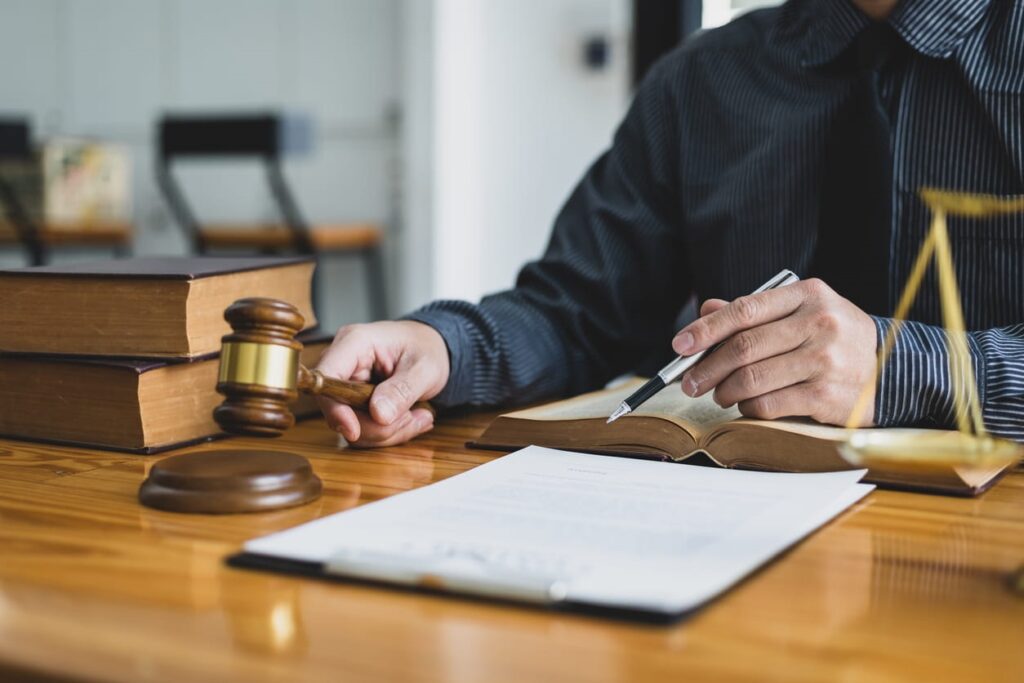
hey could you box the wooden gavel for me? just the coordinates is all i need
[214,297,432,437]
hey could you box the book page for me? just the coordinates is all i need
[723,416,944,444]
[245,446,872,616]
[509,379,741,431]
[509,381,932,446]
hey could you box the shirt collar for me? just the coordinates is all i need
[778,0,992,68]
[889,0,991,59]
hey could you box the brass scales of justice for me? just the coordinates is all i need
[839,188,1024,472]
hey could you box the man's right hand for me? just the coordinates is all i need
[314,320,450,447]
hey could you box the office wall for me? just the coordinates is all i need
[702,0,784,28]
[0,0,400,332]
[412,0,633,306]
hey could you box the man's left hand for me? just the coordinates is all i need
[673,278,878,426]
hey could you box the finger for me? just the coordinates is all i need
[370,359,435,426]
[681,316,809,397]
[736,383,818,421]
[315,325,375,381]
[699,298,728,316]
[711,347,817,408]
[318,397,362,442]
[351,410,414,446]
[673,282,810,355]
[349,408,434,448]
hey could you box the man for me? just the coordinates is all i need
[317,0,1024,448]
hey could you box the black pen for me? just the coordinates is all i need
[606,269,800,423]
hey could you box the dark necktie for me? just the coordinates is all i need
[811,22,906,317]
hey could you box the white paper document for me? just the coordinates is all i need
[243,446,873,617]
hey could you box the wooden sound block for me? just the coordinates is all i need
[139,450,322,514]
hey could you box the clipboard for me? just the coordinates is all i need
[227,447,872,623]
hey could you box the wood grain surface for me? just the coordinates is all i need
[0,413,1022,683]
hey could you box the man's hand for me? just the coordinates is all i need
[673,279,878,426]
[315,321,450,447]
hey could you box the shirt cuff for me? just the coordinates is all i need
[401,302,477,409]
[872,316,986,429]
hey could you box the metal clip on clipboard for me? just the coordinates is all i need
[325,548,570,605]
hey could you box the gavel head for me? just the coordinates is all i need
[214,297,305,437]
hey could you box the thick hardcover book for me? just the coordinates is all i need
[472,380,1010,496]
[0,256,316,359]
[0,333,331,453]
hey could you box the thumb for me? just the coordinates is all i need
[700,298,728,316]
[369,358,434,426]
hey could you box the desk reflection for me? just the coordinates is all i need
[223,574,308,657]
[868,521,1020,609]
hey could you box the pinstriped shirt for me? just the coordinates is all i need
[406,0,1024,439]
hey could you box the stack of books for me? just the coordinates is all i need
[0,256,329,453]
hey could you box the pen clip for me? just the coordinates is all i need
[754,269,799,294]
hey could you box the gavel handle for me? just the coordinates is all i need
[297,366,435,415]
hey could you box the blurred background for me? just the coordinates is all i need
[0,0,778,332]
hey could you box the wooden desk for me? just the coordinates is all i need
[1,415,1022,683]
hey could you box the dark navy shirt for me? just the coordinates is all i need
[407,0,1024,439]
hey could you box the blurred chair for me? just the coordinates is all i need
[0,119,131,266]
[155,113,386,319]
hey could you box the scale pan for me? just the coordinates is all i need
[839,430,1023,470]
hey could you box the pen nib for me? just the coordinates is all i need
[607,403,631,424]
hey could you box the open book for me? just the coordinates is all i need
[473,380,1009,496]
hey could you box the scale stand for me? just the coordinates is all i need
[840,188,1024,471]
